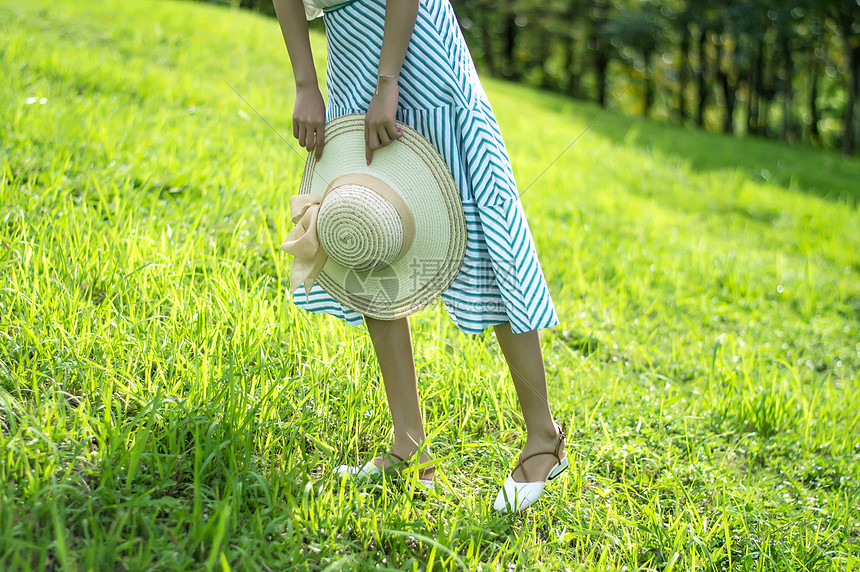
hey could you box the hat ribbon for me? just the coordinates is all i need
[279,194,328,301]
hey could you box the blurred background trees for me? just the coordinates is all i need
[202,0,860,156]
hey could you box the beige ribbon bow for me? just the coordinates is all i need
[279,194,328,301]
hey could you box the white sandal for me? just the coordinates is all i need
[493,421,568,513]
[336,451,436,491]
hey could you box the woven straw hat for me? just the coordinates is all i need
[280,113,467,320]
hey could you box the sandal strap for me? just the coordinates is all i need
[512,450,561,476]
[555,421,566,459]
[512,421,567,481]
[378,450,435,481]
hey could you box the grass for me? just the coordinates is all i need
[1,0,859,569]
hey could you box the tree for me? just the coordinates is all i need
[586,0,613,108]
[602,2,667,118]
[821,0,860,155]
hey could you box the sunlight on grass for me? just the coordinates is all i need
[0,0,858,569]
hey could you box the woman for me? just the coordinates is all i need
[272,0,566,512]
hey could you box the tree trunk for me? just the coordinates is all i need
[716,38,737,134]
[643,50,654,118]
[477,3,497,76]
[854,54,860,155]
[589,0,610,108]
[502,8,520,81]
[537,27,554,89]
[747,39,763,136]
[808,49,820,144]
[562,30,580,98]
[695,27,708,128]
[841,33,860,156]
[595,50,608,108]
[759,49,776,137]
[780,33,796,143]
[677,22,689,123]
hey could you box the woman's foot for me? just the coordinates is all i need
[493,421,568,513]
[372,443,436,482]
[510,421,565,483]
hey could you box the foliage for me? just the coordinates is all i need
[191,0,860,153]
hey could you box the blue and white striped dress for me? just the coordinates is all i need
[292,0,560,335]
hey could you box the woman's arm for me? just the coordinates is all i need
[378,0,419,78]
[272,0,318,88]
[272,0,327,160]
[365,0,420,165]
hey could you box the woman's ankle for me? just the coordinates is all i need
[525,418,560,444]
[391,430,428,456]
[390,441,429,464]
[373,446,435,481]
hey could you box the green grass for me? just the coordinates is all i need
[1,0,859,570]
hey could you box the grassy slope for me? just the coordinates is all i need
[1,0,859,570]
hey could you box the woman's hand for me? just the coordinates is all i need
[293,84,327,162]
[365,75,403,165]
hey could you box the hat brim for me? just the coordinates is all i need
[297,113,467,320]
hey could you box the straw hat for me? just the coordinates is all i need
[280,113,467,320]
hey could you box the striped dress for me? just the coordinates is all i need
[292,0,559,335]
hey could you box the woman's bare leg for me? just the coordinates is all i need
[364,315,434,479]
[493,321,564,482]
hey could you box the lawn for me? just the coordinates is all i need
[1,0,859,570]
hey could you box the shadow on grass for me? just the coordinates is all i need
[490,79,860,208]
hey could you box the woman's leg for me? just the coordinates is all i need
[364,315,434,479]
[493,321,564,482]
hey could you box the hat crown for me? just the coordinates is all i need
[317,184,405,272]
